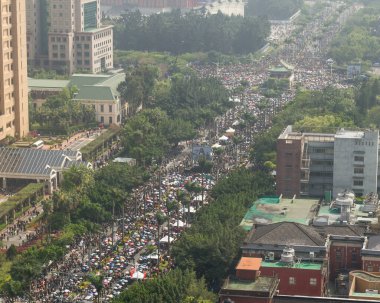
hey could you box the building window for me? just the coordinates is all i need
[289,277,296,285]
[109,117,112,124]
[100,105,104,112]
[310,278,317,286]
[368,265,373,272]
[100,116,104,123]
[109,105,112,113]
[354,156,364,162]
[353,180,363,186]
[354,167,364,174]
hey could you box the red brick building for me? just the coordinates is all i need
[362,235,380,272]
[327,235,365,281]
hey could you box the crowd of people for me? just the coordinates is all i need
[1,1,361,302]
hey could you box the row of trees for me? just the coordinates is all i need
[171,169,274,289]
[113,10,270,55]
[1,164,149,296]
[251,86,357,164]
[119,65,232,164]
[251,80,380,165]
[113,269,216,303]
[328,2,380,65]
[246,0,304,20]
[122,109,196,165]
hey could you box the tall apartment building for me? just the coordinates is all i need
[0,0,29,140]
[27,0,113,74]
[276,126,380,198]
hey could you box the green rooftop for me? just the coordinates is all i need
[29,72,125,102]
[269,66,292,73]
[74,86,115,101]
[28,78,70,90]
[240,196,319,231]
[221,276,277,292]
[261,261,322,270]
[70,74,111,87]
[352,292,380,298]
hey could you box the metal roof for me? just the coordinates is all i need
[0,148,80,179]
[28,78,70,90]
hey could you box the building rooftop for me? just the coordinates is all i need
[82,24,113,33]
[0,148,80,178]
[221,276,278,293]
[314,225,365,238]
[367,235,380,250]
[70,72,125,102]
[236,257,262,271]
[74,86,115,101]
[28,78,70,90]
[317,204,378,225]
[349,271,380,300]
[274,295,379,302]
[261,260,322,270]
[335,130,364,139]
[240,197,319,230]
[269,67,291,73]
[244,222,325,247]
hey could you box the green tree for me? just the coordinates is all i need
[6,245,17,261]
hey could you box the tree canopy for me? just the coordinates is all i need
[172,169,274,288]
[112,269,216,303]
[113,10,270,55]
[30,87,96,134]
[328,2,380,65]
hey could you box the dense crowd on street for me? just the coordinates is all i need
[1,2,361,302]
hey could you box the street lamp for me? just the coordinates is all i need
[327,58,334,76]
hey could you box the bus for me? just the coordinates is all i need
[31,140,44,149]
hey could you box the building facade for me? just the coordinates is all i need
[276,126,380,198]
[27,0,113,74]
[0,0,29,140]
[28,72,127,126]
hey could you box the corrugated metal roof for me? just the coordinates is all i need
[0,148,80,177]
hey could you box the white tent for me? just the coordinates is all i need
[132,271,145,280]
[193,195,204,202]
[159,235,175,244]
[170,220,185,227]
[212,143,222,148]
[147,253,159,260]
[232,120,240,126]
[219,135,229,141]
[181,206,196,213]
[226,127,236,134]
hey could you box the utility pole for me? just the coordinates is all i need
[122,203,125,241]
[112,201,115,246]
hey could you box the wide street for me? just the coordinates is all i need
[4,2,360,302]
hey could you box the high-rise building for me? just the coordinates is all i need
[27,0,113,74]
[0,0,29,140]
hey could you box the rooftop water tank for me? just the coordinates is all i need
[281,247,295,264]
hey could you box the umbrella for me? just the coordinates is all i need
[219,135,229,141]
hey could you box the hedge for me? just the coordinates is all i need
[0,183,44,221]
[80,125,122,161]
